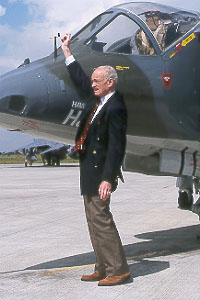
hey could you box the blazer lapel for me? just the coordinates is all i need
[91,93,116,124]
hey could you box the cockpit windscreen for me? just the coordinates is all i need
[139,10,199,50]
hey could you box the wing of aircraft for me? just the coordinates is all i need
[3,138,54,154]
[2,138,69,166]
[40,143,68,154]
[22,138,56,149]
[0,2,200,181]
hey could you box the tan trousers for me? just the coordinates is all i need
[83,195,129,276]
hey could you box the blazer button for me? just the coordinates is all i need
[93,150,97,154]
[94,165,98,168]
[97,137,100,141]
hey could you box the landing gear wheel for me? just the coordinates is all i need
[178,190,193,210]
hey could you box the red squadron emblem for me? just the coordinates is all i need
[161,72,172,90]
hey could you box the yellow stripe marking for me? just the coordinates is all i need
[170,51,176,59]
[40,264,95,275]
[39,250,170,275]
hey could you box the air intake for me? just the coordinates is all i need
[8,95,26,113]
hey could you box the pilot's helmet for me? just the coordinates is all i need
[144,10,160,17]
[142,11,171,30]
[144,11,160,31]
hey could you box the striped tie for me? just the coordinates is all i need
[73,101,99,153]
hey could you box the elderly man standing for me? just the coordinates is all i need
[61,33,130,286]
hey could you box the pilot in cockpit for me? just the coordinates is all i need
[147,11,169,49]
[131,11,181,55]
[134,11,169,54]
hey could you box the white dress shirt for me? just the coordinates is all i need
[91,92,115,123]
[65,55,75,66]
[65,55,115,123]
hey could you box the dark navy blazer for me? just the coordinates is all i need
[67,61,127,196]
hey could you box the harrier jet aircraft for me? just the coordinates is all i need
[0,2,200,206]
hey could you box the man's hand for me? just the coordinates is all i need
[61,33,72,59]
[99,181,112,201]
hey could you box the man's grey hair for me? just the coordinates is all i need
[94,65,119,85]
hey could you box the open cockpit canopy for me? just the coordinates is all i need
[71,2,200,55]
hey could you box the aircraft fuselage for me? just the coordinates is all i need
[1,2,200,177]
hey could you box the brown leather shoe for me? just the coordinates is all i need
[81,272,106,281]
[98,272,131,286]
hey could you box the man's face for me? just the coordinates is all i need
[91,67,114,98]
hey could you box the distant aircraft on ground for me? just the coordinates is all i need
[0,2,200,208]
[2,138,69,167]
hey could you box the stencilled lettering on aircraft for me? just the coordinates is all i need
[62,109,82,127]
[22,119,39,130]
[71,101,86,109]
[181,33,196,47]
[116,66,130,71]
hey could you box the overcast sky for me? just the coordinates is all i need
[0,0,200,76]
[0,0,200,149]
